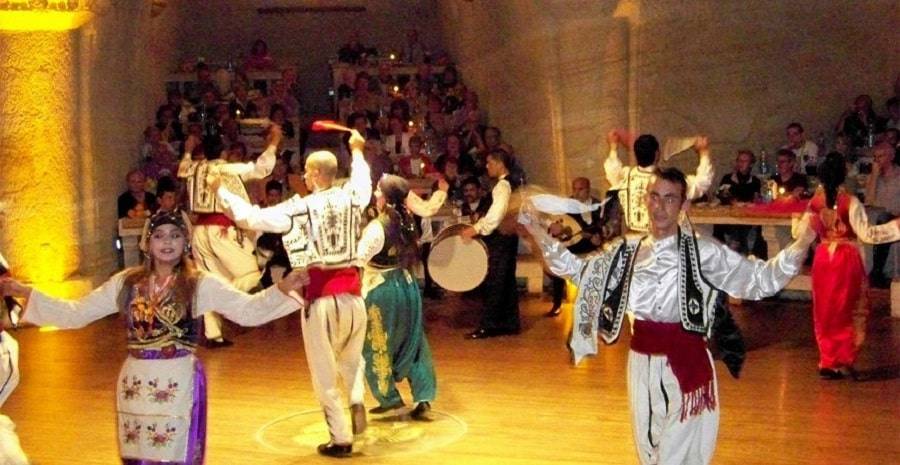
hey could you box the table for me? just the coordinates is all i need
[689,204,810,292]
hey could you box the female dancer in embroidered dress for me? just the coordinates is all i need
[0,211,307,464]
[357,175,447,419]
[808,152,900,379]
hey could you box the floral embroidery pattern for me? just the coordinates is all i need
[366,304,393,395]
[147,378,179,404]
[121,375,142,401]
[123,420,142,444]
[147,423,177,448]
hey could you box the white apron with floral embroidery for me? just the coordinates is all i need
[117,355,195,461]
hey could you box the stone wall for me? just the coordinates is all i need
[0,0,182,292]
[438,0,900,192]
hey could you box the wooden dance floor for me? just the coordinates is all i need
[6,289,899,464]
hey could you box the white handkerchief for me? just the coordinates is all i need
[662,137,696,161]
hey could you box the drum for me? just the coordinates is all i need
[427,223,489,292]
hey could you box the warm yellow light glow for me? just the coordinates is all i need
[0,10,94,31]
[0,32,81,295]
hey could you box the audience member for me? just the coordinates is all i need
[244,39,277,71]
[402,29,426,64]
[118,169,158,219]
[714,150,765,256]
[836,94,885,147]
[773,149,809,199]
[782,122,819,175]
[460,176,491,223]
[865,143,900,287]
[398,135,437,178]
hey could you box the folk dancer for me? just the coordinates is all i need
[357,175,448,419]
[1,211,306,464]
[216,130,371,458]
[0,215,28,465]
[807,152,900,379]
[520,168,816,465]
[176,126,283,347]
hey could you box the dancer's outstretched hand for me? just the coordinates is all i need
[348,129,366,153]
[0,277,31,299]
[278,269,310,295]
[694,136,710,153]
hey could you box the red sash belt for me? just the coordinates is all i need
[306,267,361,301]
[631,320,716,421]
[195,213,236,228]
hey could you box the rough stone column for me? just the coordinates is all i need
[0,32,80,285]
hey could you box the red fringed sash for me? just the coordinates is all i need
[631,319,716,421]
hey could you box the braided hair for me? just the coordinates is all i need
[817,152,847,209]
[378,175,420,269]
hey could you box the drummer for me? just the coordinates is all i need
[460,149,521,339]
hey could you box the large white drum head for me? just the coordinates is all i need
[428,226,488,292]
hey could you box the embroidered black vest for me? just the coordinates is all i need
[369,215,400,269]
[595,228,717,344]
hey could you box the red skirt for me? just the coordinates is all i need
[810,241,866,369]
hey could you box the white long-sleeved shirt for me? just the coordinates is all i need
[527,219,814,323]
[217,149,371,234]
[177,143,278,182]
[23,271,299,330]
[473,176,511,236]
[603,146,713,200]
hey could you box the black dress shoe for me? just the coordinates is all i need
[819,368,845,380]
[369,401,405,414]
[466,328,494,340]
[350,403,367,435]
[317,442,352,458]
[545,306,562,317]
[410,401,433,421]
[205,338,234,349]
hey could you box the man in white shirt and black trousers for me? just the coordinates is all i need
[460,149,521,339]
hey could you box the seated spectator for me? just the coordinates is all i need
[389,97,412,122]
[865,143,900,288]
[142,141,179,183]
[244,39,277,71]
[836,94,886,147]
[223,142,248,163]
[375,62,396,96]
[139,176,192,252]
[351,73,380,120]
[338,31,369,65]
[885,97,900,130]
[220,119,244,150]
[435,157,463,202]
[118,169,158,219]
[384,116,412,161]
[155,104,185,142]
[166,89,194,123]
[269,80,299,119]
[452,89,481,129]
[187,63,217,104]
[435,133,476,176]
[882,128,899,149]
[398,135,437,178]
[264,180,284,207]
[281,66,302,105]
[425,94,451,138]
[772,149,809,199]
[459,176,491,223]
[140,125,176,163]
[363,139,394,185]
[458,110,486,157]
[269,104,295,139]
[713,150,765,257]
[229,82,258,119]
[193,89,219,123]
[402,29,426,64]
[782,122,819,175]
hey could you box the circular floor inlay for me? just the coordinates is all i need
[255,408,467,457]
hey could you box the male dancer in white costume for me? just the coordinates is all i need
[0,202,29,465]
[521,168,815,464]
[216,130,371,457]
[177,126,282,347]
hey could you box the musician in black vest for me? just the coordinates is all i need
[546,177,604,316]
[460,150,520,339]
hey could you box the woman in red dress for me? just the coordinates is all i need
[807,152,900,379]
